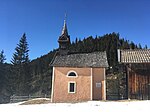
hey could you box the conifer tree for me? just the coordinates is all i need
[138,43,142,49]
[11,33,30,64]
[0,50,6,64]
[11,33,30,95]
[130,41,136,49]
[144,45,148,49]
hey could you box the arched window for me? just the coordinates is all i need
[67,71,78,77]
[68,72,76,76]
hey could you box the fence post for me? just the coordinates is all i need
[148,84,150,100]
[10,95,12,103]
[29,94,31,100]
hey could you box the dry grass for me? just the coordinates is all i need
[20,98,51,105]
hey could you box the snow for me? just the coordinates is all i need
[0,100,150,112]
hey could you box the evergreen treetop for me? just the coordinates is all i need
[0,50,6,64]
[11,33,30,65]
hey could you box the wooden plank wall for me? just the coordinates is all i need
[129,69,150,100]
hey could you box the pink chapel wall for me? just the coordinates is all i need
[52,67,105,102]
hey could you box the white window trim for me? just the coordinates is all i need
[67,70,78,78]
[68,81,76,93]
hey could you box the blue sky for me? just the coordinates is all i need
[0,0,150,63]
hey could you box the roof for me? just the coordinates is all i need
[58,19,70,42]
[51,51,109,68]
[118,49,150,63]
[61,20,68,36]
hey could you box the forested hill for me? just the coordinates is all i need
[0,32,148,103]
[69,32,147,66]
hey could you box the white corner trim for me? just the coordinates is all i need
[91,68,93,100]
[66,70,78,78]
[103,68,106,100]
[118,49,121,62]
[68,81,76,93]
[51,67,55,102]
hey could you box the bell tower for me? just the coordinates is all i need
[58,16,70,55]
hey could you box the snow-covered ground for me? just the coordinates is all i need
[0,100,150,112]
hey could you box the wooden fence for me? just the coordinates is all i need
[10,94,49,103]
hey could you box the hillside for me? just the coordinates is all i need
[0,32,147,103]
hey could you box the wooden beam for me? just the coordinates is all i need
[126,65,130,100]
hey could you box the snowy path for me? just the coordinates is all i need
[0,101,150,112]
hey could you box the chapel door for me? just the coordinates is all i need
[92,73,102,100]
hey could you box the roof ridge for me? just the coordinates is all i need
[67,51,107,56]
[120,49,150,51]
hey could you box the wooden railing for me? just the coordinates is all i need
[10,94,49,103]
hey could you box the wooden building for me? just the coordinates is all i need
[50,20,109,102]
[118,49,150,100]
